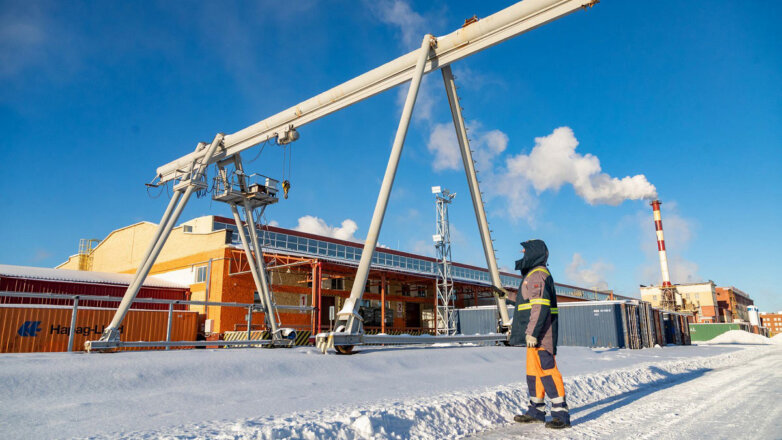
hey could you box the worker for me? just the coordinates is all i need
[509,239,570,429]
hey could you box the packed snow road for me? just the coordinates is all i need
[0,342,776,439]
[472,344,782,440]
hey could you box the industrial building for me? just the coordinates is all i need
[640,282,720,323]
[715,286,755,323]
[640,283,759,325]
[58,215,614,338]
[760,312,782,337]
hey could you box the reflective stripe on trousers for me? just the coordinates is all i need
[526,347,566,406]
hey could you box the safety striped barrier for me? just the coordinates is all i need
[222,330,312,346]
[364,328,436,336]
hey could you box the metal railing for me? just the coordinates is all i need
[0,291,314,352]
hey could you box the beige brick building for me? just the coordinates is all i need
[640,281,719,323]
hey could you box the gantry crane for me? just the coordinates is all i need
[87,0,599,352]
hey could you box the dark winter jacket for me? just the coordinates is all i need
[509,239,559,355]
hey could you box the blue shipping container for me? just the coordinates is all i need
[557,302,628,348]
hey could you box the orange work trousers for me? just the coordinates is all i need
[526,347,565,400]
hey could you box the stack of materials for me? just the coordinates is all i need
[662,311,692,345]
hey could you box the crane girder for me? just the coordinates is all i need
[156,0,598,183]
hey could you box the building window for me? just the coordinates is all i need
[195,265,208,283]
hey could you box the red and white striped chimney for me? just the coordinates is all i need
[650,200,672,287]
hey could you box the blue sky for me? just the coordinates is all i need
[1,1,780,311]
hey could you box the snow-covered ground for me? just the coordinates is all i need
[1,339,778,439]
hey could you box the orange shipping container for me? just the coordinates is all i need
[0,306,198,353]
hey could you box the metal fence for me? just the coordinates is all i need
[0,291,315,352]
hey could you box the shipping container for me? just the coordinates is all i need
[0,305,198,353]
[456,301,687,349]
[455,305,510,337]
[688,322,749,342]
[557,301,631,348]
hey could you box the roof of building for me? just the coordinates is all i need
[717,286,750,299]
[208,216,617,301]
[0,264,188,289]
[640,281,715,290]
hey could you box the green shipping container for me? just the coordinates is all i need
[688,323,748,341]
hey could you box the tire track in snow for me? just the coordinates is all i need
[472,345,778,440]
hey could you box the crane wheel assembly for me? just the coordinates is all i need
[334,345,355,355]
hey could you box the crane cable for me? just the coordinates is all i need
[281,144,292,199]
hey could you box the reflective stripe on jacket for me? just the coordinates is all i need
[509,266,559,355]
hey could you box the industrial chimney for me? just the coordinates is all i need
[650,200,682,308]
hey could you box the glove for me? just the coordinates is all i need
[526,334,538,348]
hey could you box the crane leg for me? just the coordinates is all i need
[96,134,224,346]
[441,65,511,329]
[331,34,435,336]
[242,202,282,339]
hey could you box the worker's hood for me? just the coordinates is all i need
[514,239,549,276]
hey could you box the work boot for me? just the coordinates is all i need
[514,413,545,423]
[515,398,546,423]
[545,417,571,429]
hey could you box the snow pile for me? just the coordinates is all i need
[106,347,766,439]
[698,330,772,345]
[0,344,768,439]
[772,333,782,344]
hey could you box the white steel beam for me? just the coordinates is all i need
[156,0,598,182]
[100,134,224,342]
[441,65,511,328]
[336,34,434,332]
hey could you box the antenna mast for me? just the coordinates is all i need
[432,186,456,335]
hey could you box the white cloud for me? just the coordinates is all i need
[267,220,279,227]
[427,122,461,171]
[505,127,657,205]
[427,120,508,172]
[472,126,657,223]
[565,253,613,290]
[367,0,427,49]
[473,126,508,171]
[293,216,360,242]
